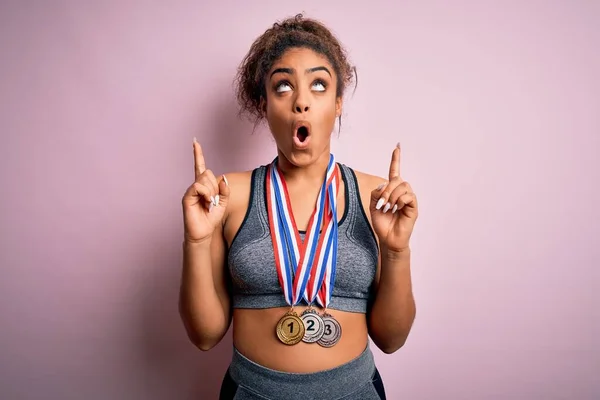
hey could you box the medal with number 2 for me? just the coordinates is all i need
[266,155,342,346]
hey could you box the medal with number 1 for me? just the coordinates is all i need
[266,155,340,346]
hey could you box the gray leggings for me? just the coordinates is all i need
[219,345,386,399]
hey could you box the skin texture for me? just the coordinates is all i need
[264,47,341,171]
[179,45,418,373]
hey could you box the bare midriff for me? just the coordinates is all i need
[225,171,367,373]
[232,306,369,373]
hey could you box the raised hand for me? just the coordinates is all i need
[182,138,229,244]
[370,144,418,253]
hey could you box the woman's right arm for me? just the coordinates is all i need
[178,138,231,351]
[179,225,231,351]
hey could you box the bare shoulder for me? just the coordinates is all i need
[223,170,253,210]
[223,170,253,188]
[344,168,386,223]
[220,170,255,245]
[351,169,387,191]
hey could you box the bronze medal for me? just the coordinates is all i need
[317,312,342,348]
[300,308,325,343]
[276,310,305,345]
[266,158,342,344]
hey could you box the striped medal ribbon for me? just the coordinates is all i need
[266,154,339,346]
[315,173,343,348]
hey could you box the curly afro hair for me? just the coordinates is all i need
[234,14,356,126]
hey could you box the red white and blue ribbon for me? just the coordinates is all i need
[316,172,339,309]
[266,154,339,308]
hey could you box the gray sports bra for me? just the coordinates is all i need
[227,163,379,313]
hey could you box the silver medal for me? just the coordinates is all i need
[317,312,342,347]
[300,309,325,343]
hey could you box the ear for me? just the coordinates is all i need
[335,96,343,117]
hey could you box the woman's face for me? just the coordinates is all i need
[264,47,342,167]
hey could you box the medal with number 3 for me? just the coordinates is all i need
[266,155,341,346]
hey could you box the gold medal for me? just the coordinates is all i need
[276,310,305,345]
[266,158,342,345]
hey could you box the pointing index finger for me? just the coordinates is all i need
[193,137,206,180]
[388,142,402,181]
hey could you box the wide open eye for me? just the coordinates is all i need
[275,81,292,93]
[312,80,327,92]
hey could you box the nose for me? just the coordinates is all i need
[293,90,310,113]
[295,104,310,113]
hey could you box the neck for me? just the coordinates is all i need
[276,149,332,185]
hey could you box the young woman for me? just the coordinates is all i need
[179,14,418,400]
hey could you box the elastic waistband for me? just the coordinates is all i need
[228,345,376,398]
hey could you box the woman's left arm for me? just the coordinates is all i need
[359,144,419,354]
[369,246,416,354]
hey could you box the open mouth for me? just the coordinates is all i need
[293,121,312,145]
[296,126,309,142]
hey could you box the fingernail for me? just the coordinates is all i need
[396,142,401,149]
[209,203,213,213]
[210,196,215,205]
[392,204,398,214]
[376,198,385,210]
[383,203,391,213]
[376,183,386,191]
[215,195,220,206]
[223,175,229,186]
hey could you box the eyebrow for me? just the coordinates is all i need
[270,66,332,79]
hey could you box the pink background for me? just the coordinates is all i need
[1,1,598,399]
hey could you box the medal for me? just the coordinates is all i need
[317,311,342,347]
[276,309,305,345]
[313,172,342,347]
[300,308,325,343]
[266,155,340,345]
